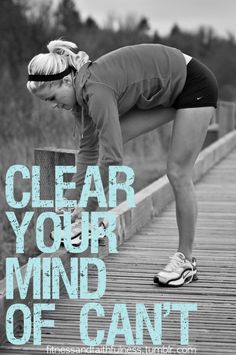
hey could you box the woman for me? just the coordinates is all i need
[27,40,218,287]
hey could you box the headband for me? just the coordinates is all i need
[28,66,72,82]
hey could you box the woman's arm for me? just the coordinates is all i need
[64,113,99,205]
[64,84,123,212]
[86,83,123,166]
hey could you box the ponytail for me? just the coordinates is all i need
[27,39,90,94]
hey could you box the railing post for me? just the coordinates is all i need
[0,217,3,252]
[216,101,236,137]
[34,148,78,244]
[235,103,236,129]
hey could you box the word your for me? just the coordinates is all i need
[6,211,118,254]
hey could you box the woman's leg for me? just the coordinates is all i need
[120,107,176,143]
[121,105,214,286]
[167,107,215,261]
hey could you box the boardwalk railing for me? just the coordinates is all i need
[203,100,236,147]
[1,100,236,345]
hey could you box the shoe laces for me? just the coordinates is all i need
[164,253,186,272]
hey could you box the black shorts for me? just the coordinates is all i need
[173,58,218,109]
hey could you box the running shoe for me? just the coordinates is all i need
[50,219,106,246]
[153,252,198,287]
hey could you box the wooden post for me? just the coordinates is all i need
[235,102,236,129]
[34,148,78,246]
[0,218,3,250]
[203,123,219,149]
[216,100,236,137]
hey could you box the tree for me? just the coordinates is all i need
[54,0,82,33]
[118,13,139,32]
[170,23,181,36]
[0,0,31,72]
[137,17,150,33]
[152,31,161,43]
[85,16,98,30]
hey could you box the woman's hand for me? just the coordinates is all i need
[55,204,84,223]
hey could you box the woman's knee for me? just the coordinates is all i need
[167,161,192,190]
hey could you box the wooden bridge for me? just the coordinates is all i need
[0,101,236,355]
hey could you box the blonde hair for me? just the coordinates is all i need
[27,39,89,93]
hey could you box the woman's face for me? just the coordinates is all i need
[36,77,77,110]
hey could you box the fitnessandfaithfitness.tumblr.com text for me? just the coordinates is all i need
[46,345,197,354]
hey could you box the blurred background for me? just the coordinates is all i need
[1,0,236,278]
